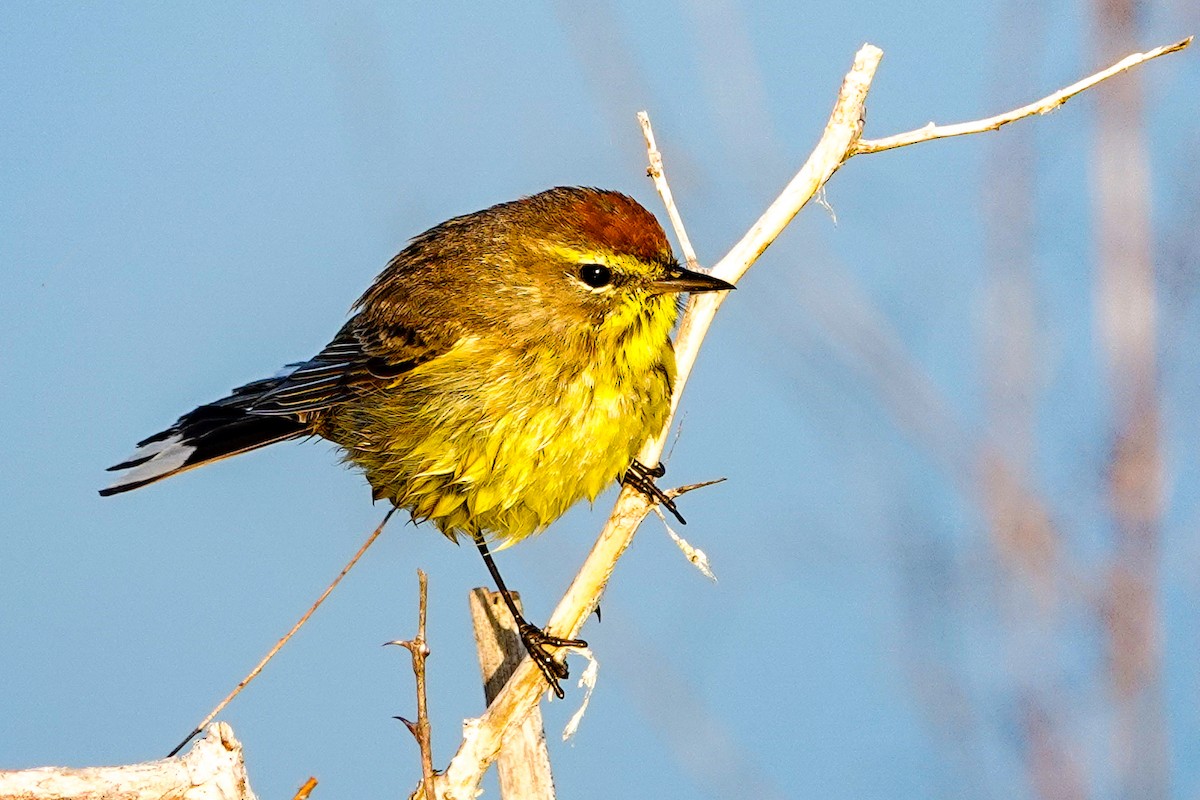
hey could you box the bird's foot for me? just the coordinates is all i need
[623,460,686,525]
[518,622,586,699]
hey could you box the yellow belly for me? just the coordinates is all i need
[323,334,674,545]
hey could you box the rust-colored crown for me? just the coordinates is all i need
[532,187,674,266]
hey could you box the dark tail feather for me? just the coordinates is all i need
[101,397,309,496]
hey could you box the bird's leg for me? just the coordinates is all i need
[473,534,586,699]
[622,459,686,525]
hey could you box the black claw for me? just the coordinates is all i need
[623,460,686,525]
[473,534,587,698]
[519,623,586,697]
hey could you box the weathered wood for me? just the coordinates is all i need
[469,588,555,800]
[0,723,256,800]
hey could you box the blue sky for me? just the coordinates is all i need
[2,2,1197,798]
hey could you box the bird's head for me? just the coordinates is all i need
[360,187,733,346]
[479,187,733,338]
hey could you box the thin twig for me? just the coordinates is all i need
[663,477,726,500]
[413,572,435,796]
[638,111,700,269]
[292,777,318,800]
[388,570,436,800]
[168,508,397,757]
[852,37,1191,155]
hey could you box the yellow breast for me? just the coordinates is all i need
[325,306,677,544]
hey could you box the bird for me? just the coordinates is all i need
[102,186,733,696]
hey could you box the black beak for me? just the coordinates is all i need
[649,264,735,295]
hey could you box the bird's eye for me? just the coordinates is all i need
[578,263,613,288]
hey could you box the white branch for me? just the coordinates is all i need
[853,37,1191,155]
[0,724,256,800]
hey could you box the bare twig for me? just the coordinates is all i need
[431,37,1188,797]
[638,111,699,269]
[168,508,397,757]
[852,37,1191,155]
[292,777,318,800]
[663,477,727,500]
[387,570,436,800]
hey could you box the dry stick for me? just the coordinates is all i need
[432,37,1193,797]
[852,37,1191,155]
[388,570,436,800]
[638,111,700,270]
[168,508,397,757]
[292,777,318,800]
